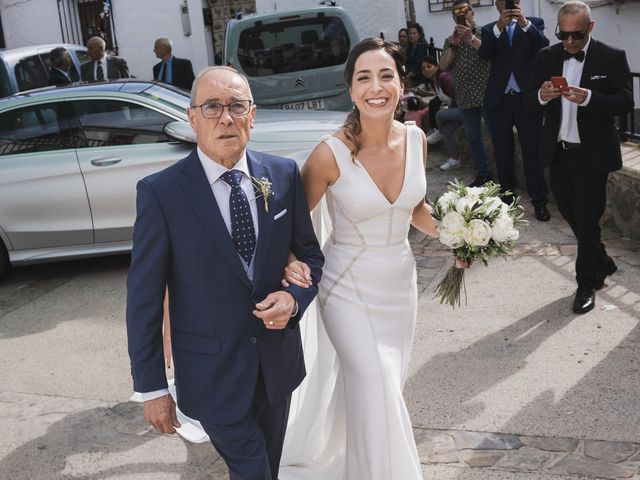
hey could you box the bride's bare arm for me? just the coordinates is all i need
[301,140,340,211]
[411,202,439,237]
[282,140,340,288]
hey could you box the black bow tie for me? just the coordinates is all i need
[563,50,585,62]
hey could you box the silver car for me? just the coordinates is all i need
[0,80,347,278]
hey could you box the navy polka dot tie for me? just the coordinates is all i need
[220,170,256,266]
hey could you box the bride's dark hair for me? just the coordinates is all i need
[342,38,406,159]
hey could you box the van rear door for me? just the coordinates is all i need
[224,7,358,111]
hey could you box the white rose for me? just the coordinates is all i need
[483,196,504,215]
[455,195,480,213]
[439,229,465,248]
[491,215,519,242]
[441,211,466,236]
[464,219,492,246]
[437,191,458,213]
[466,186,486,197]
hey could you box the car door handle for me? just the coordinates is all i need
[90,157,123,167]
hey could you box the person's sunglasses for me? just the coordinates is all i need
[555,24,588,40]
[453,5,471,15]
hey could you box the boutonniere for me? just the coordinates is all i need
[252,176,274,212]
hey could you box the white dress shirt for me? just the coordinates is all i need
[140,148,260,402]
[538,37,593,143]
[93,54,108,80]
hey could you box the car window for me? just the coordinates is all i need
[72,99,174,147]
[0,103,76,155]
[14,55,49,91]
[237,16,351,76]
[0,61,12,97]
[74,50,91,66]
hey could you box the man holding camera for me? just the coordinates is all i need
[478,0,550,221]
[524,0,633,314]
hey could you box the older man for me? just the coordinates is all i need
[48,47,73,86]
[80,36,129,82]
[525,0,633,313]
[126,66,323,479]
[152,37,195,91]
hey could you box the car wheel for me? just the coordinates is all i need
[0,241,9,281]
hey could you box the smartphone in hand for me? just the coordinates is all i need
[505,0,515,10]
[550,76,569,93]
[456,15,467,26]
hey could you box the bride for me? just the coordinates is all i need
[279,38,440,480]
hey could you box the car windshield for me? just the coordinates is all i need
[237,16,351,77]
[139,84,190,119]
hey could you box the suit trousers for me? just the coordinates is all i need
[550,146,609,288]
[486,93,548,206]
[201,368,291,480]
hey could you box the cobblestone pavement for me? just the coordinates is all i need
[407,147,640,479]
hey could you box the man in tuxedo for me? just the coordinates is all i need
[152,37,196,91]
[127,66,323,479]
[479,0,551,221]
[524,0,633,314]
[80,36,130,82]
[48,47,73,86]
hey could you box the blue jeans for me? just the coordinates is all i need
[459,106,491,178]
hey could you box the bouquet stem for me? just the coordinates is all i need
[433,263,467,307]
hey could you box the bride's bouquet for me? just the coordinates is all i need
[431,180,526,307]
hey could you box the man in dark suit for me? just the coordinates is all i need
[524,0,633,314]
[153,37,195,91]
[48,47,72,86]
[80,36,130,82]
[127,66,323,479]
[479,0,550,221]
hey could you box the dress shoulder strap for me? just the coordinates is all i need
[321,135,353,169]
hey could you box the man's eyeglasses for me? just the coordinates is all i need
[453,5,471,15]
[555,24,589,40]
[191,100,253,119]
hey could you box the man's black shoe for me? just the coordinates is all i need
[595,258,618,290]
[573,286,596,314]
[534,205,550,222]
[469,175,493,188]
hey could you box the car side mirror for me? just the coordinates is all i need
[164,121,196,143]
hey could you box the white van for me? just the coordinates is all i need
[224,6,359,111]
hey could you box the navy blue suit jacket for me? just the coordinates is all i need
[126,148,324,425]
[479,17,549,110]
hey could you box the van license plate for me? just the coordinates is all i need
[282,99,325,111]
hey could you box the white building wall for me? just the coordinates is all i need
[0,0,63,47]
[254,0,407,43]
[111,0,214,80]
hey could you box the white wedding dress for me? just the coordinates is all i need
[280,123,425,480]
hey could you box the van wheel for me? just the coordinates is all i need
[0,241,9,281]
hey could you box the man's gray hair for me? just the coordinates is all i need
[189,66,253,106]
[88,36,106,48]
[558,0,592,23]
[155,37,173,50]
[50,47,68,68]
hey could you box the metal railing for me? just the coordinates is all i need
[618,71,639,143]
